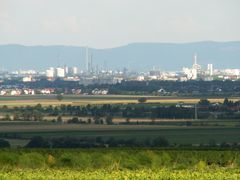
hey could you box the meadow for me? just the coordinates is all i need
[1,124,240,147]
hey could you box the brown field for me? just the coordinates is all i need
[0,95,238,107]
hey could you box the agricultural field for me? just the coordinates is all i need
[0,95,238,107]
[0,95,239,148]
[0,95,239,179]
[0,149,239,179]
[1,123,240,147]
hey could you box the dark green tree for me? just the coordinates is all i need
[26,136,50,148]
[138,97,147,103]
[105,116,113,125]
[56,94,64,101]
[57,116,63,123]
[198,99,210,106]
[152,136,169,147]
[0,139,10,148]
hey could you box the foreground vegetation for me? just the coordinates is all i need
[0,149,239,169]
[0,149,239,179]
[0,168,239,180]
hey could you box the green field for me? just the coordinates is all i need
[1,124,240,147]
[0,149,239,179]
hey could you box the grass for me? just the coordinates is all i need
[1,124,240,146]
[0,149,239,169]
[0,149,240,180]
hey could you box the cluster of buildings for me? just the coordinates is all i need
[181,54,240,81]
[182,54,213,81]
[46,66,78,79]
[0,88,55,96]
[0,85,110,96]
[135,54,239,82]
[91,88,109,95]
[0,53,239,85]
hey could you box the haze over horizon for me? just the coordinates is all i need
[0,0,240,48]
[1,41,240,71]
[1,40,240,50]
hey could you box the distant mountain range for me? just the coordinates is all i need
[0,41,240,71]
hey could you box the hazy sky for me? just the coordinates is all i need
[0,0,240,48]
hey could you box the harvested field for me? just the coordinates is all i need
[0,95,238,107]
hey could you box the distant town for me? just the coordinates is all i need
[1,52,240,82]
[0,52,239,96]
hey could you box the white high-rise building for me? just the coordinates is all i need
[69,67,78,75]
[56,67,65,78]
[46,67,55,78]
[72,67,78,75]
[64,66,69,75]
[207,64,213,76]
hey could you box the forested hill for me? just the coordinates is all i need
[0,41,240,71]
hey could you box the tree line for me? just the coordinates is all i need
[0,98,240,122]
[2,79,240,96]
[25,136,169,148]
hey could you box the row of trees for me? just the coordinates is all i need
[1,135,240,148]
[26,136,169,148]
[0,105,196,120]
[0,98,240,121]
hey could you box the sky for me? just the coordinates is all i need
[0,0,240,48]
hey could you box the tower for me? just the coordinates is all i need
[194,53,197,65]
[86,47,89,72]
[90,53,93,73]
[85,47,94,74]
[192,53,201,74]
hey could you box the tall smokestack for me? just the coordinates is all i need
[86,46,89,72]
[194,53,197,65]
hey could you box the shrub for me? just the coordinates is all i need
[47,154,56,167]
[18,153,46,168]
[56,94,64,101]
[0,139,10,148]
[26,136,50,148]
[195,161,207,170]
[0,152,18,167]
[59,153,74,167]
[91,152,116,169]
[138,97,147,103]
[58,153,90,167]
[152,136,169,147]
